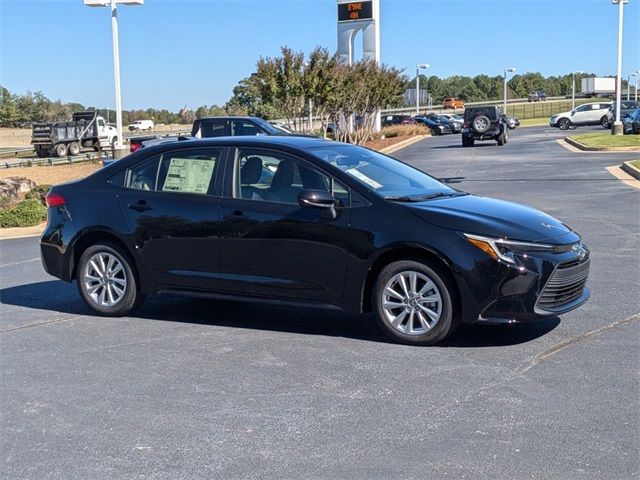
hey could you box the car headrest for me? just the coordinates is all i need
[241,156,263,184]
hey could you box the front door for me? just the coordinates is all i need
[116,146,226,290]
[217,147,352,303]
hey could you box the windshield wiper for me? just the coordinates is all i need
[386,192,467,202]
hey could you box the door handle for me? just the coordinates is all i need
[128,200,153,212]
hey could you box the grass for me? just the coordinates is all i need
[519,117,549,127]
[569,132,640,148]
[630,160,640,169]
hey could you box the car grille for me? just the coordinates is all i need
[536,258,590,312]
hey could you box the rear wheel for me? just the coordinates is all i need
[557,118,572,130]
[497,131,506,146]
[68,142,80,156]
[54,143,68,157]
[373,260,456,346]
[77,242,144,316]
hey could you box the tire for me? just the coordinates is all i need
[557,118,572,130]
[54,143,68,157]
[68,142,81,156]
[462,136,474,147]
[471,115,490,133]
[76,242,144,316]
[601,116,610,129]
[373,260,456,346]
[497,132,506,146]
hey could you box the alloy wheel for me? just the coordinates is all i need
[381,271,442,336]
[83,252,127,307]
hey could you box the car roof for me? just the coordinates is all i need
[139,135,334,152]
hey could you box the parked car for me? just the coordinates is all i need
[528,91,547,102]
[130,116,295,153]
[414,115,453,135]
[40,136,590,346]
[549,103,612,130]
[462,106,509,147]
[442,97,465,109]
[604,101,640,128]
[128,120,154,132]
[622,108,640,134]
[382,115,416,127]
[437,114,463,132]
[504,115,520,129]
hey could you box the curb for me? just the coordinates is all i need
[620,160,640,180]
[0,222,46,240]
[379,135,429,154]
[564,137,640,152]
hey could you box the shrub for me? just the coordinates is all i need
[372,125,431,140]
[0,198,47,228]
[25,184,51,205]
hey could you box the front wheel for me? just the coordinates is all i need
[77,243,144,316]
[373,260,456,346]
[557,118,572,130]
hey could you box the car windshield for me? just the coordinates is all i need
[251,118,286,135]
[309,144,459,200]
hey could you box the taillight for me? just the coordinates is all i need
[45,192,66,207]
[130,142,141,153]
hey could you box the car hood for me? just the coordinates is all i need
[407,194,579,244]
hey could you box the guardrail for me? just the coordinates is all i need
[1,152,106,169]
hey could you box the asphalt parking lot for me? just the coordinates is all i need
[1,126,639,479]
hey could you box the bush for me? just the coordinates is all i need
[372,125,431,140]
[25,184,51,205]
[0,198,47,228]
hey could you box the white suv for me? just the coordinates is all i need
[128,119,155,131]
[549,103,611,130]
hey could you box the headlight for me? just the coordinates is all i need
[463,233,555,264]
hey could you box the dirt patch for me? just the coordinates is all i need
[364,136,414,151]
[0,163,101,185]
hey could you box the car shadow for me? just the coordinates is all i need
[1,280,560,348]
[431,143,499,149]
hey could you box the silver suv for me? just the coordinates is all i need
[549,103,612,130]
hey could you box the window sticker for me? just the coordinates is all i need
[346,167,383,189]
[162,158,215,194]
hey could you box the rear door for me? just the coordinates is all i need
[116,146,227,290]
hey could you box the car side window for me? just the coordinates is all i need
[233,148,349,206]
[198,121,228,138]
[231,121,261,136]
[125,148,222,196]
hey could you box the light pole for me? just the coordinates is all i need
[503,67,515,115]
[415,64,429,115]
[628,71,638,101]
[85,0,143,156]
[611,0,628,135]
[572,71,583,110]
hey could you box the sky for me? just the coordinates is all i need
[1,0,639,111]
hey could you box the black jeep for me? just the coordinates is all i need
[462,106,508,147]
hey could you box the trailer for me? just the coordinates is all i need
[31,111,117,158]
[581,77,616,98]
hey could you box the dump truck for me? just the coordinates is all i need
[31,111,117,158]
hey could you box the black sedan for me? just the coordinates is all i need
[40,136,590,346]
[413,116,453,135]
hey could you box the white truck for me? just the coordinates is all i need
[31,111,117,158]
[128,119,154,131]
[581,77,616,98]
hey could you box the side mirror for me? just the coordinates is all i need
[297,189,335,209]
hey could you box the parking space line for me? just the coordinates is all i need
[0,257,40,268]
